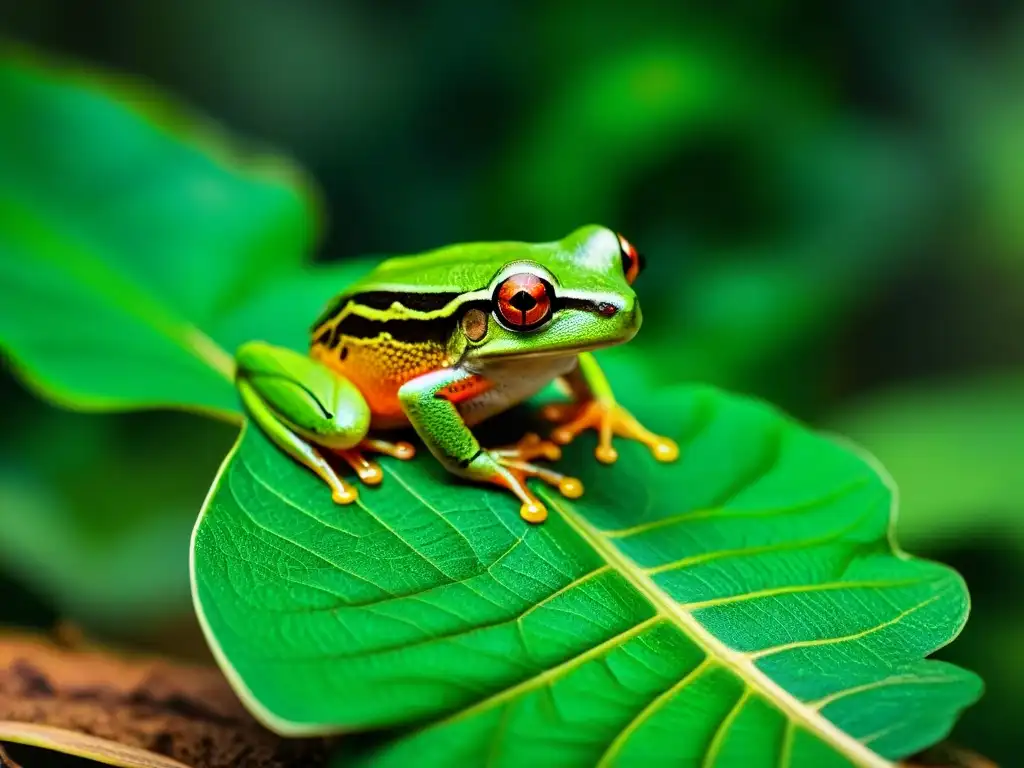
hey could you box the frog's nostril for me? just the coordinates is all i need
[630,302,642,330]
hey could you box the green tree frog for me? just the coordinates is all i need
[235,225,678,524]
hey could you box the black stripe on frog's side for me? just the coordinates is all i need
[329,298,493,345]
[310,292,616,351]
[319,295,492,348]
[350,290,464,312]
[332,313,455,345]
[309,290,465,334]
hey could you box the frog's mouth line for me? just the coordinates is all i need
[467,336,633,363]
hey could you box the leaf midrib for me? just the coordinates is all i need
[545,492,893,768]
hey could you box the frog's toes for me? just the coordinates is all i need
[330,483,360,505]
[361,437,416,461]
[650,438,680,462]
[335,449,384,485]
[542,398,680,465]
[498,457,584,500]
[492,432,562,462]
[540,403,578,423]
[545,400,608,448]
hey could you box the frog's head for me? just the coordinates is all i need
[459,225,646,362]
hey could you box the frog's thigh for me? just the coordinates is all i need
[237,378,359,504]
[236,341,371,450]
[308,381,373,449]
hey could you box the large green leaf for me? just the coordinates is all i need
[0,44,320,417]
[0,46,981,767]
[0,45,361,631]
[193,387,979,767]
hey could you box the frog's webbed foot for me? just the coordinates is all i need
[332,438,416,489]
[491,432,562,462]
[487,457,583,525]
[542,400,679,465]
[472,434,583,525]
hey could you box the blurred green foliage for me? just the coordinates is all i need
[0,0,1021,762]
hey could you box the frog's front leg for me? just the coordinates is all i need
[236,342,414,504]
[398,367,582,524]
[543,352,679,464]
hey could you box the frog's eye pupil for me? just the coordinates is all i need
[509,290,537,312]
[617,233,643,285]
[494,273,553,331]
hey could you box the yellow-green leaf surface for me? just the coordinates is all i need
[0,46,981,768]
[193,387,980,768]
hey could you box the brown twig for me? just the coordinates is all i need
[0,743,23,768]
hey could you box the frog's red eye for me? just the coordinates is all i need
[494,272,553,331]
[617,233,644,284]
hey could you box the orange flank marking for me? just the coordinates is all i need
[312,334,450,423]
[436,374,492,404]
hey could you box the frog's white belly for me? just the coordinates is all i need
[458,354,577,427]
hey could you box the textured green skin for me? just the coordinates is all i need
[235,225,640,483]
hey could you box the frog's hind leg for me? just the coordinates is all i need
[332,437,416,487]
[238,379,359,504]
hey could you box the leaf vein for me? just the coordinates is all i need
[748,594,941,660]
[595,657,715,767]
[601,477,872,540]
[809,674,966,711]
[681,577,941,612]
[702,687,753,768]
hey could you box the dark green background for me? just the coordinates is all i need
[0,1,1021,764]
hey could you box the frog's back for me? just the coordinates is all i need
[346,240,536,296]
